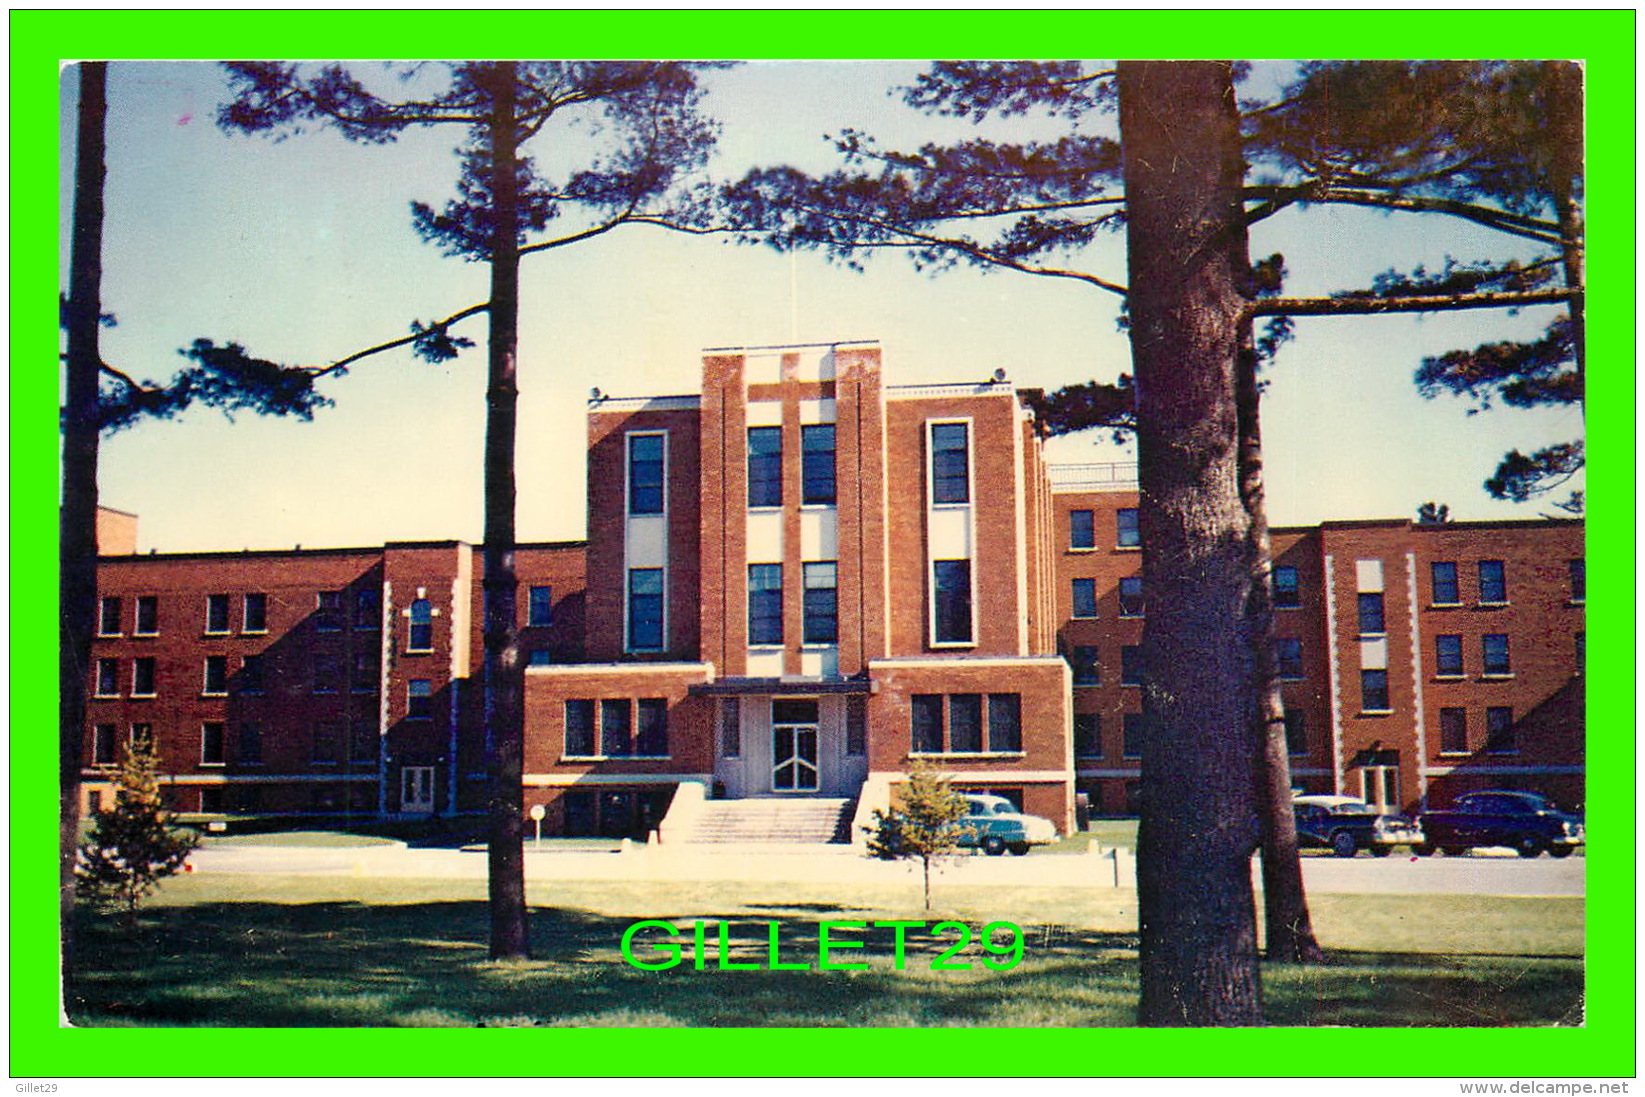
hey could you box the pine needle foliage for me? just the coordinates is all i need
[76,745,199,923]
[864,760,972,910]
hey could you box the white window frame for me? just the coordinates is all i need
[201,722,227,767]
[243,592,268,634]
[204,593,231,635]
[98,596,122,637]
[625,429,669,517]
[625,565,668,654]
[925,417,974,509]
[202,655,229,696]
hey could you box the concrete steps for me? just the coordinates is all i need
[686,797,855,845]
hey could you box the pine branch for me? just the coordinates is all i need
[1253,286,1573,318]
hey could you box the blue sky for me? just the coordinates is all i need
[62,60,1584,553]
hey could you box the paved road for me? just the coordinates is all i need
[186,841,1584,897]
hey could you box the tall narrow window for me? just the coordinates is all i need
[1074,714,1102,758]
[1482,633,1511,676]
[203,655,229,695]
[1360,669,1390,712]
[407,679,431,720]
[1272,566,1300,608]
[1070,510,1094,550]
[846,695,867,756]
[349,721,376,765]
[803,562,838,644]
[134,595,158,635]
[1116,507,1141,549]
[352,651,377,693]
[1485,707,1516,754]
[1070,645,1100,686]
[313,653,341,694]
[201,723,226,766]
[1357,592,1385,635]
[930,422,970,504]
[911,694,944,754]
[130,723,154,753]
[132,658,156,698]
[99,597,122,636]
[240,653,264,694]
[1071,577,1098,619]
[1478,560,1507,604]
[408,598,434,652]
[636,698,668,756]
[627,568,664,650]
[628,433,665,515]
[243,592,267,633]
[1275,637,1303,680]
[239,722,264,765]
[311,721,340,765]
[95,658,120,697]
[1569,558,1585,603]
[1575,632,1585,674]
[601,698,632,757]
[1122,713,1145,758]
[528,585,553,627]
[719,697,742,758]
[1439,707,1467,754]
[987,693,1022,752]
[353,587,380,630]
[93,724,117,766]
[1283,709,1307,755]
[1431,561,1460,604]
[206,594,230,634]
[748,564,783,645]
[1118,576,1144,617]
[315,591,343,632]
[801,424,835,505]
[932,559,973,644]
[1121,645,1144,687]
[747,426,783,507]
[948,694,983,753]
[1435,634,1464,677]
[564,699,596,757]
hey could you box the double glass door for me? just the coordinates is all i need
[771,699,819,792]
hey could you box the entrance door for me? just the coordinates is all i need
[1359,765,1399,813]
[771,699,819,792]
[401,766,435,813]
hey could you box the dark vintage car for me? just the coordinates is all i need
[1415,791,1585,858]
[1292,794,1423,857]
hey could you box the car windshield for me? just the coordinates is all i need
[1333,801,1376,815]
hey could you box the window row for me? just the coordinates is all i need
[1067,644,1145,688]
[1433,633,1513,678]
[1437,706,1519,756]
[1068,507,1140,551]
[1073,709,1308,760]
[910,693,1022,755]
[1070,575,1144,619]
[94,653,389,697]
[90,720,378,767]
[99,590,387,638]
[1427,559,1530,606]
[747,424,839,508]
[564,698,669,759]
[748,562,840,646]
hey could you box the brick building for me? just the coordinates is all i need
[82,342,1585,833]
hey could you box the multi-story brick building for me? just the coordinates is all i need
[82,342,1586,834]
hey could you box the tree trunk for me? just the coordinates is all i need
[61,60,109,991]
[1119,60,1264,1026]
[483,62,529,960]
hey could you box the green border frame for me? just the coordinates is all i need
[13,9,1635,1079]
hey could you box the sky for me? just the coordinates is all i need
[60,60,1585,554]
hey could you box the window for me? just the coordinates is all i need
[1357,592,1385,635]
[93,724,117,766]
[565,699,596,757]
[1070,510,1095,550]
[930,422,970,504]
[1283,709,1307,755]
[1275,637,1303,680]
[987,694,1021,753]
[1122,713,1145,759]
[201,722,226,766]
[1118,576,1144,617]
[1575,632,1585,674]
[801,424,836,505]
[353,587,380,630]
[944,694,982,753]
[408,598,434,652]
[1569,558,1585,603]
[628,432,665,515]
[803,562,838,644]
[312,721,341,765]
[1439,707,1467,755]
[1478,560,1507,604]
[1074,714,1102,758]
[601,699,632,757]
[1116,507,1140,549]
[1070,645,1100,686]
[132,595,156,635]
[203,655,229,696]
[1431,561,1460,605]
[236,654,263,695]
[407,679,432,720]
[1485,707,1516,754]
[1121,645,1144,687]
[243,592,267,633]
[932,559,973,644]
[747,426,783,507]
[1272,566,1300,609]
[99,597,122,636]
[1071,577,1098,619]
[349,721,377,765]
[313,653,341,694]
[1361,669,1390,712]
[846,695,867,756]
[1482,633,1511,676]
[95,658,120,697]
[130,724,154,753]
[636,699,669,757]
[316,590,343,631]
[748,564,783,645]
[911,695,944,754]
[206,593,230,634]
[132,658,156,697]
[352,651,377,693]
[719,697,743,758]
[239,722,263,765]
[627,568,665,651]
[1435,635,1464,677]
[528,586,554,627]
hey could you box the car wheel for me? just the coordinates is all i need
[1330,831,1358,858]
[1548,845,1575,859]
[1514,834,1545,859]
[1369,845,1393,858]
[1412,843,1434,857]
[1008,843,1030,857]
[982,835,1007,856]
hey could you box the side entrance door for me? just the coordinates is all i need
[771,699,819,792]
[401,765,435,813]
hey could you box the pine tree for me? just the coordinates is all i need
[864,760,971,911]
[76,744,200,924]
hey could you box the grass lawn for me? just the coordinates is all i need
[67,873,1582,1028]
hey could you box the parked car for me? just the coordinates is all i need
[956,794,1058,856]
[1292,794,1423,858]
[1415,791,1585,858]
